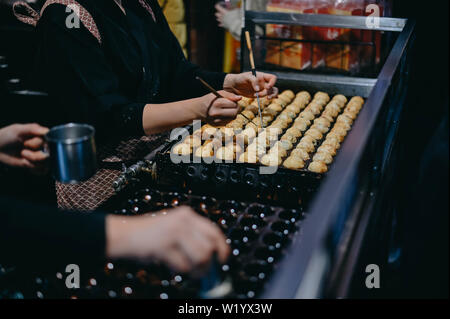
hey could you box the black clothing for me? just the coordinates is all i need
[0,196,106,270]
[35,0,226,142]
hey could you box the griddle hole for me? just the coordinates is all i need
[186,166,196,177]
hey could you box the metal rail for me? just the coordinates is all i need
[259,18,415,299]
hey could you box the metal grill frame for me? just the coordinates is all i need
[238,12,415,298]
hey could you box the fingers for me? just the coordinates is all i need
[263,72,277,89]
[219,90,242,102]
[214,3,228,14]
[189,214,230,263]
[23,137,46,150]
[21,149,48,162]
[0,153,34,169]
[17,123,49,139]
[268,86,279,99]
[163,248,192,274]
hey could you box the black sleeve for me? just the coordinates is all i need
[0,197,106,271]
[151,0,227,101]
[36,6,146,142]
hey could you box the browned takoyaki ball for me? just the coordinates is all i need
[260,153,283,167]
[313,151,334,165]
[283,156,305,170]
[290,148,310,162]
[308,161,328,173]
[317,144,337,156]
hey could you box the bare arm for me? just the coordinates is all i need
[142,91,242,135]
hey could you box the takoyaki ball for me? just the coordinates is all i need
[321,113,335,123]
[248,141,267,156]
[310,124,329,135]
[238,151,258,164]
[332,94,348,107]
[202,125,218,136]
[219,127,235,141]
[314,92,330,103]
[326,101,341,113]
[296,91,311,101]
[285,127,303,138]
[193,129,202,139]
[172,143,192,155]
[282,109,297,119]
[342,110,357,120]
[215,147,235,161]
[279,139,294,151]
[307,102,323,115]
[323,106,340,118]
[326,131,345,143]
[334,121,351,132]
[272,119,289,130]
[274,96,289,106]
[281,134,298,145]
[262,108,278,117]
[267,103,283,113]
[286,104,301,114]
[349,96,364,106]
[308,161,328,173]
[297,139,315,153]
[291,148,310,162]
[346,103,362,115]
[241,110,256,120]
[266,126,283,137]
[317,144,337,156]
[323,136,341,149]
[281,90,295,100]
[270,142,288,158]
[245,122,262,131]
[260,153,283,167]
[336,114,353,126]
[277,113,293,124]
[283,156,305,170]
[322,109,338,120]
[183,135,202,148]
[313,151,334,165]
[292,120,309,132]
[314,117,331,128]
[305,128,323,141]
[245,104,259,114]
[241,126,257,139]
[330,126,348,139]
[299,110,316,122]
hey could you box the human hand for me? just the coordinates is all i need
[106,206,230,274]
[0,123,49,173]
[224,72,279,99]
[201,90,242,126]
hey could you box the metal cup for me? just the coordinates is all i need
[45,123,97,184]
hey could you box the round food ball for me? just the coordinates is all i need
[260,153,283,167]
[305,128,323,141]
[308,161,328,173]
[238,151,257,163]
[317,144,337,156]
[297,140,315,153]
[332,94,347,106]
[285,127,302,138]
[313,151,334,165]
[172,143,192,155]
[291,148,310,161]
[336,114,353,126]
[283,156,305,170]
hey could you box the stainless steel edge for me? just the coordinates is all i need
[273,72,377,98]
[246,11,406,32]
[260,19,416,299]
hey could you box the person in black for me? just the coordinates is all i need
[0,123,230,272]
[34,0,278,142]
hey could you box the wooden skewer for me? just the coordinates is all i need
[244,31,264,129]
